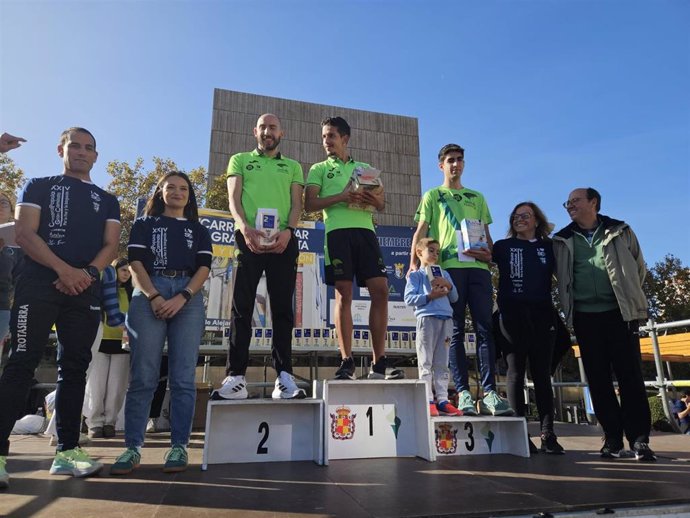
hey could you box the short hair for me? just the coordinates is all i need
[438,143,464,163]
[321,117,350,137]
[507,201,553,240]
[143,171,199,222]
[59,127,96,149]
[415,237,440,252]
[585,187,601,211]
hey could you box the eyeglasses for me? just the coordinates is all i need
[562,197,584,208]
[512,213,533,222]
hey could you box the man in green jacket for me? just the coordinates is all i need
[553,187,655,461]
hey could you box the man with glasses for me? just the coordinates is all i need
[409,143,512,416]
[553,187,655,461]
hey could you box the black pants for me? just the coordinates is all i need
[501,302,555,433]
[226,231,298,376]
[574,309,651,446]
[0,275,101,455]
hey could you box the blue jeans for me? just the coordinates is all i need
[447,268,496,393]
[124,276,205,448]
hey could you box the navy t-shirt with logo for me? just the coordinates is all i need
[492,237,554,306]
[18,175,121,277]
[128,215,213,275]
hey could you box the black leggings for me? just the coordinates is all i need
[501,303,556,434]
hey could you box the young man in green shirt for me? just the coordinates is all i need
[305,117,402,381]
[212,113,306,400]
[410,144,512,416]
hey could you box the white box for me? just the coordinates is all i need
[256,208,279,246]
[293,328,304,347]
[352,329,362,348]
[388,330,401,349]
[303,328,313,347]
[251,327,263,347]
[312,328,322,347]
[360,330,370,349]
[264,328,273,347]
[401,331,412,350]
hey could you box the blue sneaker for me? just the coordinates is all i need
[110,447,141,475]
[163,445,188,473]
[457,390,478,416]
[478,390,514,416]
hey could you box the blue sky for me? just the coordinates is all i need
[1,0,688,266]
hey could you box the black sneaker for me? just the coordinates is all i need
[540,431,565,454]
[632,441,657,462]
[600,437,624,458]
[367,356,405,380]
[335,357,356,380]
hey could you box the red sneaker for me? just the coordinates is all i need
[429,402,440,417]
[437,401,463,416]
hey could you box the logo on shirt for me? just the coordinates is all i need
[537,247,547,265]
[90,190,101,212]
[246,160,260,171]
[184,228,194,249]
[152,227,168,267]
[47,185,70,246]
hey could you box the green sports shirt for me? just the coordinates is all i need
[415,186,492,270]
[227,149,304,231]
[306,156,376,234]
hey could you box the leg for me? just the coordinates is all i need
[0,279,59,456]
[149,357,168,418]
[525,308,556,433]
[104,354,130,427]
[264,236,298,374]
[166,288,205,447]
[465,269,496,394]
[432,319,453,403]
[334,281,354,359]
[53,286,101,451]
[505,351,528,417]
[84,351,110,429]
[124,289,167,448]
[415,317,436,403]
[227,231,264,376]
[365,277,388,362]
[447,268,470,392]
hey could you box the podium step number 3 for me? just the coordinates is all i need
[432,416,530,458]
[202,399,324,469]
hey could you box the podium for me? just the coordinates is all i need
[431,416,530,458]
[315,380,433,464]
[202,399,324,469]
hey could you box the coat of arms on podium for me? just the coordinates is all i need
[435,424,458,454]
[330,406,357,440]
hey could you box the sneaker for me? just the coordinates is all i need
[367,356,405,380]
[48,433,91,447]
[457,390,478,416]
[102,425,116,438]
[335,357,356,380]
[146,418,156,433]
[211,375,248,400]
[0,456,9,489]
[437,400,463,416]
[632,441,657,462]
[600,437,625,458]
[429,402,440,417]
[163,445,188,473]
[110,447,141,475]
[478,390,514,416]
[49,447,103,477]
[88,427,103,439]
[540,431,565,454]
[272,371,307,399]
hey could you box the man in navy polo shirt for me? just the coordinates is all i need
[0,127,120,487]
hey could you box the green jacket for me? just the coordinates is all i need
[553,215,648,327]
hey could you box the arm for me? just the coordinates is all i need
[408,220,429,273]
[360,187,385,212]
[227,175,264,253]
[404,272,428,307]
[677,401,690,419]
[87,220,120,272]
[155,266,211,320]
[15,205,92,295]
[445,272,459,304]
[304,183,359,212]
[129,260,167,318]
[264,182,304,254]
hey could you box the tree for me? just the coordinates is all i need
[0,154,26,199]
[106,157,207,256]
[205,174,229,211]
[644,254,690,326]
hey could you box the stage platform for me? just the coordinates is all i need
[1,422,688,518]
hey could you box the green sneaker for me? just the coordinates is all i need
[163,445,188,473]
[457,390,478,416]
[0,456,9,489]
[110,447,141,475]
[49,447,103,477]
[478,390,514,416]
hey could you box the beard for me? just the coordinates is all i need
[259,135,281,152]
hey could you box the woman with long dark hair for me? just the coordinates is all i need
[492,201,564,455]
[0,192,23,353]
[111,172,211,475]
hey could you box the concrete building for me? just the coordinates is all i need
[208,89,421,226]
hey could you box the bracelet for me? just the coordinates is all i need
[148,293,162,302]
[286,226,296,233]
[180,288,193,302]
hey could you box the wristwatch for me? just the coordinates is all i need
[286,226,296,233]
[84,265,99,281]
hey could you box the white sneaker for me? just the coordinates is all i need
[211,375,248,400]
[272,371,306,399]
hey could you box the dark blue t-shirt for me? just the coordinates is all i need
[672,399,689,425]
[18,175,120,276]
[492,237,554,305]
[128,215,212,274]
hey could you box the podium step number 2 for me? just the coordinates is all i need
[202,399,324,469]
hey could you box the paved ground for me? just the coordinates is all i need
[0,422,689,518]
